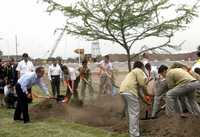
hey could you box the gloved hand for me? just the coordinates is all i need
[144,95,152,105]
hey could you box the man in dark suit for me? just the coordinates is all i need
[5,58,18,85]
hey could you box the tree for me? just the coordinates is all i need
[43,0,199,71]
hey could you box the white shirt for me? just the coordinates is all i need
[144,66,158,80]
[4,85,14,96]
[192,62,200,72]
[63,67,79,81]
[48,64,62,80]
[98,60,113,75]
[16,60,35,77]
[18,72,49,95]
[142,58,149,66]
[151,66,158,79]
[68,67,77,80]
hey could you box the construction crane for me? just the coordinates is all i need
[48,28,66,58]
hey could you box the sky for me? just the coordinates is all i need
[0,0,200,59]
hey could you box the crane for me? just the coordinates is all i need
[48,28,66,58]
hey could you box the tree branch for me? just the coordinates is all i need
[131,36,184,59]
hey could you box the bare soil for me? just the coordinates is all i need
[30,95,200,137]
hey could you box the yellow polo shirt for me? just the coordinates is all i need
[166,68,196,89]
[120,68,147,97]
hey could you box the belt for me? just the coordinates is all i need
[51,75,60,77]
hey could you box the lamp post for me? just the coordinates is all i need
[15,35,18,60]
[0,37,3,57]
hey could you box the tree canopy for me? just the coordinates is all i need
[43,0,199,71]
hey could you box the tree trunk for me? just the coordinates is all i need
[126,49,131,72]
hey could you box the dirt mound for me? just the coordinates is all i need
[30,99,68,120]
[30,95,125,126]
[141,115,200,137]
[30,95,200,137]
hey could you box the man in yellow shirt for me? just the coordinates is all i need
[120,61,149,137]
[162,67,200,116]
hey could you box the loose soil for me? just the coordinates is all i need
[30,95,200,137]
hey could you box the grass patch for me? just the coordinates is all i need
[0,108,127,137]
[0,73,129,137]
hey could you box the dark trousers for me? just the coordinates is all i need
[51,76,60,97]
[14,83,30,123]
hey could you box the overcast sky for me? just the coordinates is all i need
[0,0,200,59]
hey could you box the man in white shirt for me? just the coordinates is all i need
[98,55,113,95]
[16,53,35,78]
[14,67,50,123]
[56,56,64,71]
[4,81,17,108]
[48,58,62,97]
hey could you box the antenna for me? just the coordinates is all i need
[15,35,18,60]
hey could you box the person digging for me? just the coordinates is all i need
[14,67,50,123]
[62,65,82,106]
[119,61,151,137]
[79,59,94,103]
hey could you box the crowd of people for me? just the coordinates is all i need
[0,57,18,108]
[0,53,114,124]
[0,53,48,123]
[1,51,200,137]
[119,52,200,137]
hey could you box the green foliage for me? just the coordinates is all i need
[43,0,199,71]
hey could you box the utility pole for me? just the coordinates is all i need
[15,35,18,60]
[78,50,80,65]
[0,37,3,57]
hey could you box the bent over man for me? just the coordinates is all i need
[14,67,49,123]
[163,67,200,116]
[119,61,149,137]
